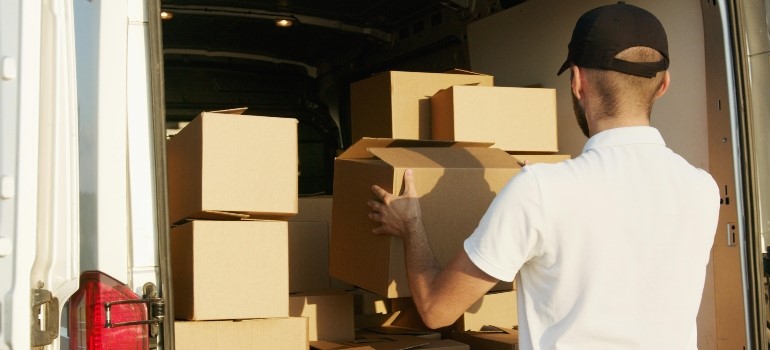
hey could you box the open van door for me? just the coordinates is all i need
[719,0,770,348]
[0,0,80,348]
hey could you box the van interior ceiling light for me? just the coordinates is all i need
[160,11,173,20]
[275,18,294,27]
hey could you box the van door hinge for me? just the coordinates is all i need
[143,282,164,340]
[31,288,59,347]
[103,283,163,340]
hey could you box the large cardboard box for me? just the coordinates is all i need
[167,108,298,224]
[171,220,289,320]
[458,290,518,331]
[509,154,571,165]
[431,86,558,152]
[353,289,390,315]
[417,339,470,349]
[174,318,308,350]
[290,291,355,342]
[289,221,331,293]
[350,70,493,142]
[292,195,334,222]
[451,327,518,350]
[290,195,354,292]
[311,341,376,350]
[312,338,468,350]
[312,330,469,350]
[391,290,518,332]
[330,138,520,298]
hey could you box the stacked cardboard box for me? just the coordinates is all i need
[349,70,493,142]
[287,195,358,344]
[290,291,355,342]
[289,195,355,293]
[431,85,558,152]
[329,69,570,347]
[451,326,519,350]
[289,196,334,293]
[167,109,307,349]
[390,290,518,333]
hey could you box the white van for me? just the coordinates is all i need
[1,0,767,349]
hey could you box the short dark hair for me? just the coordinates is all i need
[582,46,666,120]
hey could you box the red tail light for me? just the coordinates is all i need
[69,271,149,350]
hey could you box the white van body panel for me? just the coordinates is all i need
[73,0,158,295]
[74,0,130,283]
[1,0,81,349]
[126,0,161,293]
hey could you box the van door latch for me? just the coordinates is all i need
[31,288,59,347]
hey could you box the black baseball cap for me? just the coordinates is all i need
[557,2,669,77]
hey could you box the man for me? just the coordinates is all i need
[367,3,720,349]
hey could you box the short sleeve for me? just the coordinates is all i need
[463,167,545,282]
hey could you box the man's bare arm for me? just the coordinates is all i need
[368,169,499,328]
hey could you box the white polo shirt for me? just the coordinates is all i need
[464,126,719,350]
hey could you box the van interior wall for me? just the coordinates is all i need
[467,0,714,348]
[467,0,710,170]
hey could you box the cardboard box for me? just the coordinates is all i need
[355,313,400,331]
[167,108,298,224]
[311,341,376,350]
[451,326,518,350]
[292,195,334,222]
[290,221,331,293]
[290,291,355,342]
[356,332,470,350]
[417,339,470,349]
[459,290,518,331]
[174,318,308,350]
[349,333,430,350]
[509,154,571,166]
[289,196,355,292]
[171,220,289,320]
[363,325,441,340]
[431,86,558,152]
[391,290,518,332]
[312,335,469,350]
[330,138,520,298]
[354,289,391,315]
[350,70,493,142]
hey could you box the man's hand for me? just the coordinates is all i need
[368,169,422,238]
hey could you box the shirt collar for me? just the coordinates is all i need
[582,126,666,154]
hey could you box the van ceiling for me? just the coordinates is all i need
[160,0,526,74]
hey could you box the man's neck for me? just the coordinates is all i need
[588,115,650,137]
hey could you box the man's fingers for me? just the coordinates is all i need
[402,169,418,198]
[372,225,388,235]
[371,185,391,201]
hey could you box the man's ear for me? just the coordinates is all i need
[570,65,583,99]
[654,71,671,99]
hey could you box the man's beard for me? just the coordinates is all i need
[572,92,590,138]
